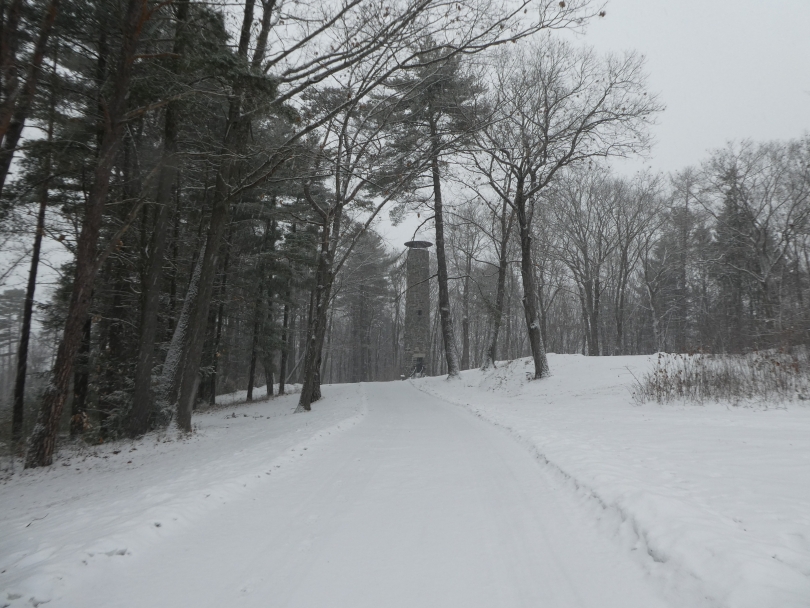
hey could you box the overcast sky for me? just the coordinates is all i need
[575,0,810,173]
[380,0,810,246]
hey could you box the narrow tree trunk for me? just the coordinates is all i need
[246,283,263,402]
[11,184,47,447]
[614,253,628,355]
[460,252,471,370]
[290,300,298,383]
[246,213,276,402]
[246,322,259,402]
[537,269,550,351]
[209,230,231,404]
[11,45,56,447]
[504,274,512,359]
[429,114,459,377]
[278,287,290,394]
[209,294,225,404]
[615,288,626,355]
[678,195,689,352]
[321,305,334,382]
[25,0,148,467]
[589,276,601,356]
[166,193,180,339]
[647,284,662,352]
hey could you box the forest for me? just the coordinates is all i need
[0,0,808,469]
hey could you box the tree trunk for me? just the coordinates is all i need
[297,209,341,412]
[95,259,127,435]
[264,358,274,396]
[460,252,471,370]
[127,0,189,436]
[322,305,334,382]
[69,316,91,436]
[614,251,628,355]
[174,158,232,429]
[158,240,204,410]
[25,0,148,467]
[278,286,290,394]
[482,205,512,369]
[247,314,259,402]
[515,189,549,379]
[647,284,662,352]
[589,276,601,356]
[12,184,47,448]
[429,114,459,377]
[11,45,56,447]
[246,279,263,401]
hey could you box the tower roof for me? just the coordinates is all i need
[404,240,433,249]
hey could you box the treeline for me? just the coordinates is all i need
[0,0,807,468]
[321,137,810,377]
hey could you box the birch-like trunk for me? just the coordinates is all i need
[156,242,204,410]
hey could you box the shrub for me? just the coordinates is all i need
[633,349,810,405]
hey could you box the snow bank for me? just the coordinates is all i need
[417,354,810,608]
[0,383,365,608]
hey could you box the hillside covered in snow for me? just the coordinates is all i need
[419,354,810,607]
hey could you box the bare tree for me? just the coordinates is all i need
[472,37,661,378]
[448,201,485,369]
[550,169,620,356]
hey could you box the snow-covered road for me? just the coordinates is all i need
[7,381,670,607]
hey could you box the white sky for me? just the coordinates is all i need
[381,0,810,247]
[582,0,810,174]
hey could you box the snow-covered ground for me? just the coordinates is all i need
[418,354,810,608]
[0,385,365,607]
[1,356,808,608]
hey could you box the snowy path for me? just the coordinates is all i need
[51,381,667,608]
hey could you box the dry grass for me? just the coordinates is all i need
[633,349,810,405]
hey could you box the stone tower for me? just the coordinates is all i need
[402,240,432,377]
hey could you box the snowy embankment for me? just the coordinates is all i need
[0,384,365,608]
[416,354,810,608]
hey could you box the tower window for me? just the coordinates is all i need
[417,309,422,316]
